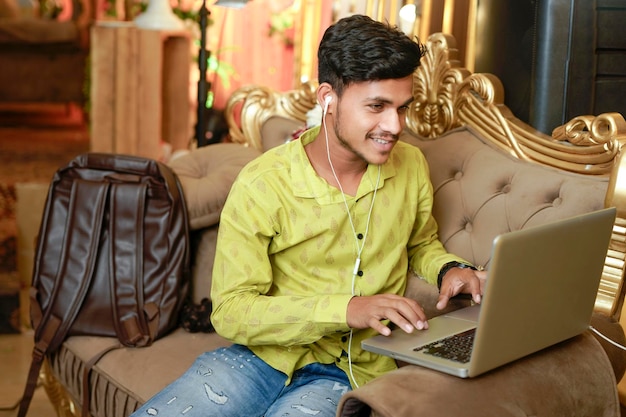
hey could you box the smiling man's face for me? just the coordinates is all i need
[331,76,414,166]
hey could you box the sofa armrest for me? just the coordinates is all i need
[338,330,620,417]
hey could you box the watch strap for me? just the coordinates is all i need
[437,261,478,289]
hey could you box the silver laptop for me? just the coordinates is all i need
[362,207,616,378]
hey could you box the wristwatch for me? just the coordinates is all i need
[437,261,478,290]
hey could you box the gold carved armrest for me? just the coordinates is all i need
[603,151,626,319]
[411,32,626,320]
[224,80,318,151]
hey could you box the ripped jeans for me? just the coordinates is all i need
[130,344,352,417]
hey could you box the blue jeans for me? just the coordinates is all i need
[130,344,352,417]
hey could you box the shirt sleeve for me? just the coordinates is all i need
[406,150,469,284]
[210,173,353,347]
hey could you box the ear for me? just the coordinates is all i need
[317,83,334,114]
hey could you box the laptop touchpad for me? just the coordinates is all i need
[444,304,480,323]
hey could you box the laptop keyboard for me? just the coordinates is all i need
[413,328,476,364]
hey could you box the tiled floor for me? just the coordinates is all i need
[0,330,57,417]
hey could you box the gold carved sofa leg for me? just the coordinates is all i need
[40,358,79,417]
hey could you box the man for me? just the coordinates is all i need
[131,14,485,417]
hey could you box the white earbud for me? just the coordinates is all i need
[323,96,332,115]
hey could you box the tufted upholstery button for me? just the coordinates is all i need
[553,197,562,207]
[454,171,463,181]
[464,222,473,233]
[501,184,511,193]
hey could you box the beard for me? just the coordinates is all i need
[332,107,398,165]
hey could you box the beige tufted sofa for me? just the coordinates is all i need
[41,33,626,417]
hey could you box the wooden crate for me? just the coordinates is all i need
[90,23,192,160]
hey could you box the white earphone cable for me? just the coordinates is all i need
[322,102,381,275]
[322,102,381,388]
[588,325,626,350]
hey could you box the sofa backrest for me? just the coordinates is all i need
[224,32,626,322]
[402,126,608,270]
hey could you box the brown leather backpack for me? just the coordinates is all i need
[18,153,190,417]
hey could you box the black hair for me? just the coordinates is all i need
[317,14,426,96]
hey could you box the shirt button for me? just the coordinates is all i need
[341,336,348,342]
[357,270,363,276]
[357,233,364,239]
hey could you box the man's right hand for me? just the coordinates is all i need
[346,294,428,336]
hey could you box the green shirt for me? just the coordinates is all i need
[211,127,462,387]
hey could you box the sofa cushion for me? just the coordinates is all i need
[168,142,261,231]
[49,330,231,417]
[401,126,608,268]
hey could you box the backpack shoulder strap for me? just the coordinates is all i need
[108,181,155,346]
[18,178,109,417]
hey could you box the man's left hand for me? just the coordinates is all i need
[436,268,487,310]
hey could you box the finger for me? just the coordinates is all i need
[395,298,429,330]
[468,271,487,303]
[472,292,482,304]
[477,271,488,292]
[373,296,429,333]
[436,293,451,311]
[462,278,481,304]
[367,317,392,336]
[437,276,462,310]
[384,308,428,333]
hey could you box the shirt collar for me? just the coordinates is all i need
[290,126,397,203]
